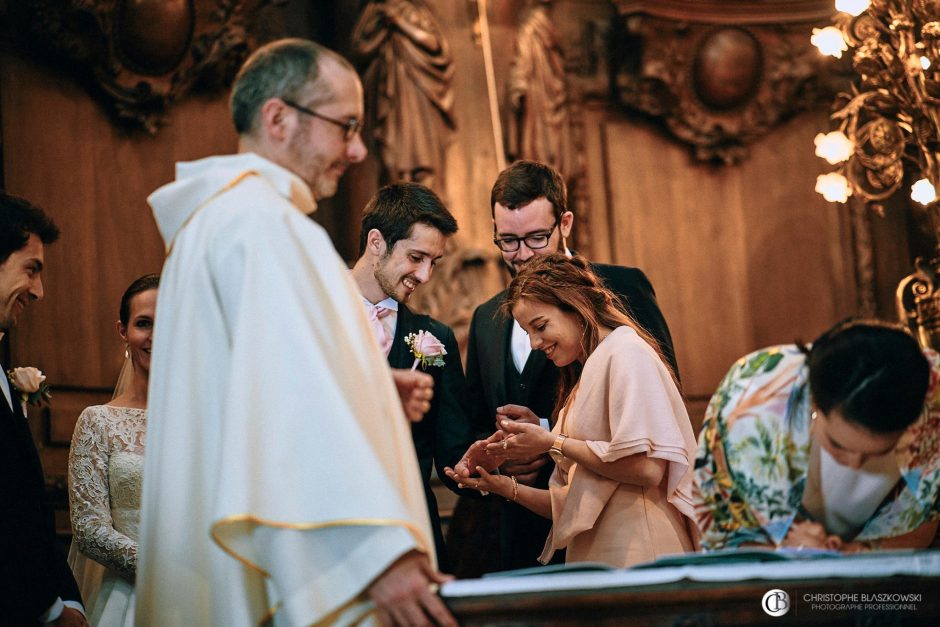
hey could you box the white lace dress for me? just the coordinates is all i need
[68,405,145,627]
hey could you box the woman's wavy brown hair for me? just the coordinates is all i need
[503,253,676,423]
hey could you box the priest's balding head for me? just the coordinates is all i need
[229,38,367,200]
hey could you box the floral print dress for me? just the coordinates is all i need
[693,345,940,549]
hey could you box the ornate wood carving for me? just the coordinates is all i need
[351,0,456,191]
[507,2,574,178]
[2,0,270,133]
[611,0,839,163]
[506,1,597,252]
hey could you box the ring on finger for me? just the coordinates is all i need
[502,439,508,451]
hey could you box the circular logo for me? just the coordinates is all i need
[762,589,791,617]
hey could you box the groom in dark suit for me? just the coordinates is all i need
[350,182,474,572]
[456,160,679,574]
[0,192,86,625]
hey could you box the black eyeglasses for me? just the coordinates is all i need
[281,98,363,141]
[493,221,558,252]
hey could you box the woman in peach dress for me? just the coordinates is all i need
[448,254,698,567]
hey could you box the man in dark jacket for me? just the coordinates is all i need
[350,182,475,572]
[0,191,85,625]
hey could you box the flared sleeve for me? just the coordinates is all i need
[583,328,697,518]
[547,327,698,552]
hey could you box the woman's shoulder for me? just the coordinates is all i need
[587,326,674,387]
[596,326,666,366]
[722,344,805,386]
[79,404,146,425]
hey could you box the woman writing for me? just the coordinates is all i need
[694,319,940,552]
[447,254,699,567]
[68,274,158,625]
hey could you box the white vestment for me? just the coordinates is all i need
[136,153,434,626]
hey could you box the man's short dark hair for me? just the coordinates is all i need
[490,160,568,220]
[230,38,356,136]
[0,191,60,264]
[358,183,458,257]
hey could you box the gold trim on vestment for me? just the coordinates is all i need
[258,602,281,626]
[210,514,431,575]
[211,515,430,626]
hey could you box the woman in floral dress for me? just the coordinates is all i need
[694,319,940,552]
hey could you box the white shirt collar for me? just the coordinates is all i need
[362,296,399,312]
[0,368,13,411]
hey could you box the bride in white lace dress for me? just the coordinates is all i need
[68,275,158,626]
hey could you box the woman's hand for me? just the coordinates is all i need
[443,465,513,499]
[783,520,842,551]
[495,405,550,484]
[485,419,555,460]
[449,432,507,479]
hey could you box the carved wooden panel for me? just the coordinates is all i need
[610,0,839,163]
[2,0,270,133]
[581,105,860,429]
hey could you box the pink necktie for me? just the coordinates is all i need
[368,304,393,357]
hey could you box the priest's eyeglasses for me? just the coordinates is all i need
[281,98,363,141]
[493,222,558,252]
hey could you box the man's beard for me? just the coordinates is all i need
[375,270,403,301]
[374,255,410,302]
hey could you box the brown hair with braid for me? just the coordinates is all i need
[503,253,677,422]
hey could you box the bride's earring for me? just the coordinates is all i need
[124,343,130,360]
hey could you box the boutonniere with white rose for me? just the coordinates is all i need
[7,367,52,409]
[405,330,447,370]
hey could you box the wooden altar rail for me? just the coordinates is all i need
[445,576,939,625]
[442,551,940,625]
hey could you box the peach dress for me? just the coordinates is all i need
[539,326,699,567]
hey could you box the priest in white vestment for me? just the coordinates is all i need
[136,39,455,627]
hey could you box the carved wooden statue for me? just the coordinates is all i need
[506,0,574,180]
[352,0,456,190]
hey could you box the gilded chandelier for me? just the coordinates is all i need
[812,0,940,348]
[812,0,940,209]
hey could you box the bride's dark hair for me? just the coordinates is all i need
[119,274,160,327]
[503,254,675,423]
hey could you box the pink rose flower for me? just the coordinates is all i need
[413,331,445,357]
[405,330,447,370]
[10,367,45,393]
[7,366,52,414]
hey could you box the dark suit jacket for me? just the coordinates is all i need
[462,262,678,572]
[387,305,474,572]
[0,366,82,623]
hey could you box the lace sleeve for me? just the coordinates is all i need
[68,406,137,578]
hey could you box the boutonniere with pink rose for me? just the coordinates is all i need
[7,366,52,410]
[405,330,447,370]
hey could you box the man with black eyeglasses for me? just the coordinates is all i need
[450,159,677,575]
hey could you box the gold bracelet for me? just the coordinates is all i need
[510,475,518,502]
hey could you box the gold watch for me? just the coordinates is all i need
[549,434,569,463]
